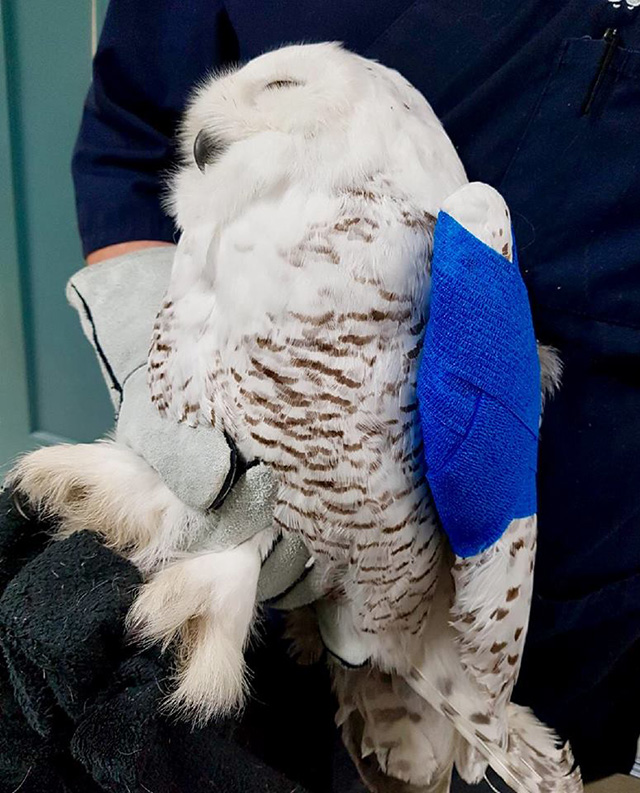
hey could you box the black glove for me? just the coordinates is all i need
[0,487,335,793]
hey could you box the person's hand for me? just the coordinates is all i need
[66,245,320,608]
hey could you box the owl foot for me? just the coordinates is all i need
[127,538,264,723]
[6,441,211,572]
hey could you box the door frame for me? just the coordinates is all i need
[0,1,35,470]
[0,0,109,471]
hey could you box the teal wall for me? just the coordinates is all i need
[0,0,113,469]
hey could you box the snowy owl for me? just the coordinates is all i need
[11,43,579,793]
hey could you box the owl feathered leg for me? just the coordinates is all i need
[6,440,206,572]
[128,531,272,723]
[8,441,272,721]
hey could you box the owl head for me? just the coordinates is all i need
[182,42,368,168]
[170,43,464,231]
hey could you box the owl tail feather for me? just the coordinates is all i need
[332,663,457,793]
[407,665,582,793]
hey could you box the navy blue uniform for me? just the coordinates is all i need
[73,1,640,783]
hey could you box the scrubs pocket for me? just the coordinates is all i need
[498,36,640,339]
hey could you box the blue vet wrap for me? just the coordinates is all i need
[417,211,541,558]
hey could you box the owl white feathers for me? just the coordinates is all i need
[11,43,580,793]
[151,41,465,664]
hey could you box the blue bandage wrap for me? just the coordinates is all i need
[417,212,540,558]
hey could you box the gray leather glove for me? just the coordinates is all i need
[67,246,318,608]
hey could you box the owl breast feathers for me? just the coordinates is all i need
[149,42,467,644]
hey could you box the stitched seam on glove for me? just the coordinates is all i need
[68,283,123,401]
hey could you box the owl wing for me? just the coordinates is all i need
[439,183,532,723]
[401,185,580,792]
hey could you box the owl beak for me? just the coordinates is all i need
[193,129,227,173]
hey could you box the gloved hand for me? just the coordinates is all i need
[66,246,320,608]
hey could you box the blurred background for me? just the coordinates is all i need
[1,0,113,470]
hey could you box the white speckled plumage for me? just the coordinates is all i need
[147,43,581,791]
[149,43,467,671]
[10,43,581,792]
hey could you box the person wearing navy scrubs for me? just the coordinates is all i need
[73,1,640,786]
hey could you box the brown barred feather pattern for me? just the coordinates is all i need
[150,183,442,641]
